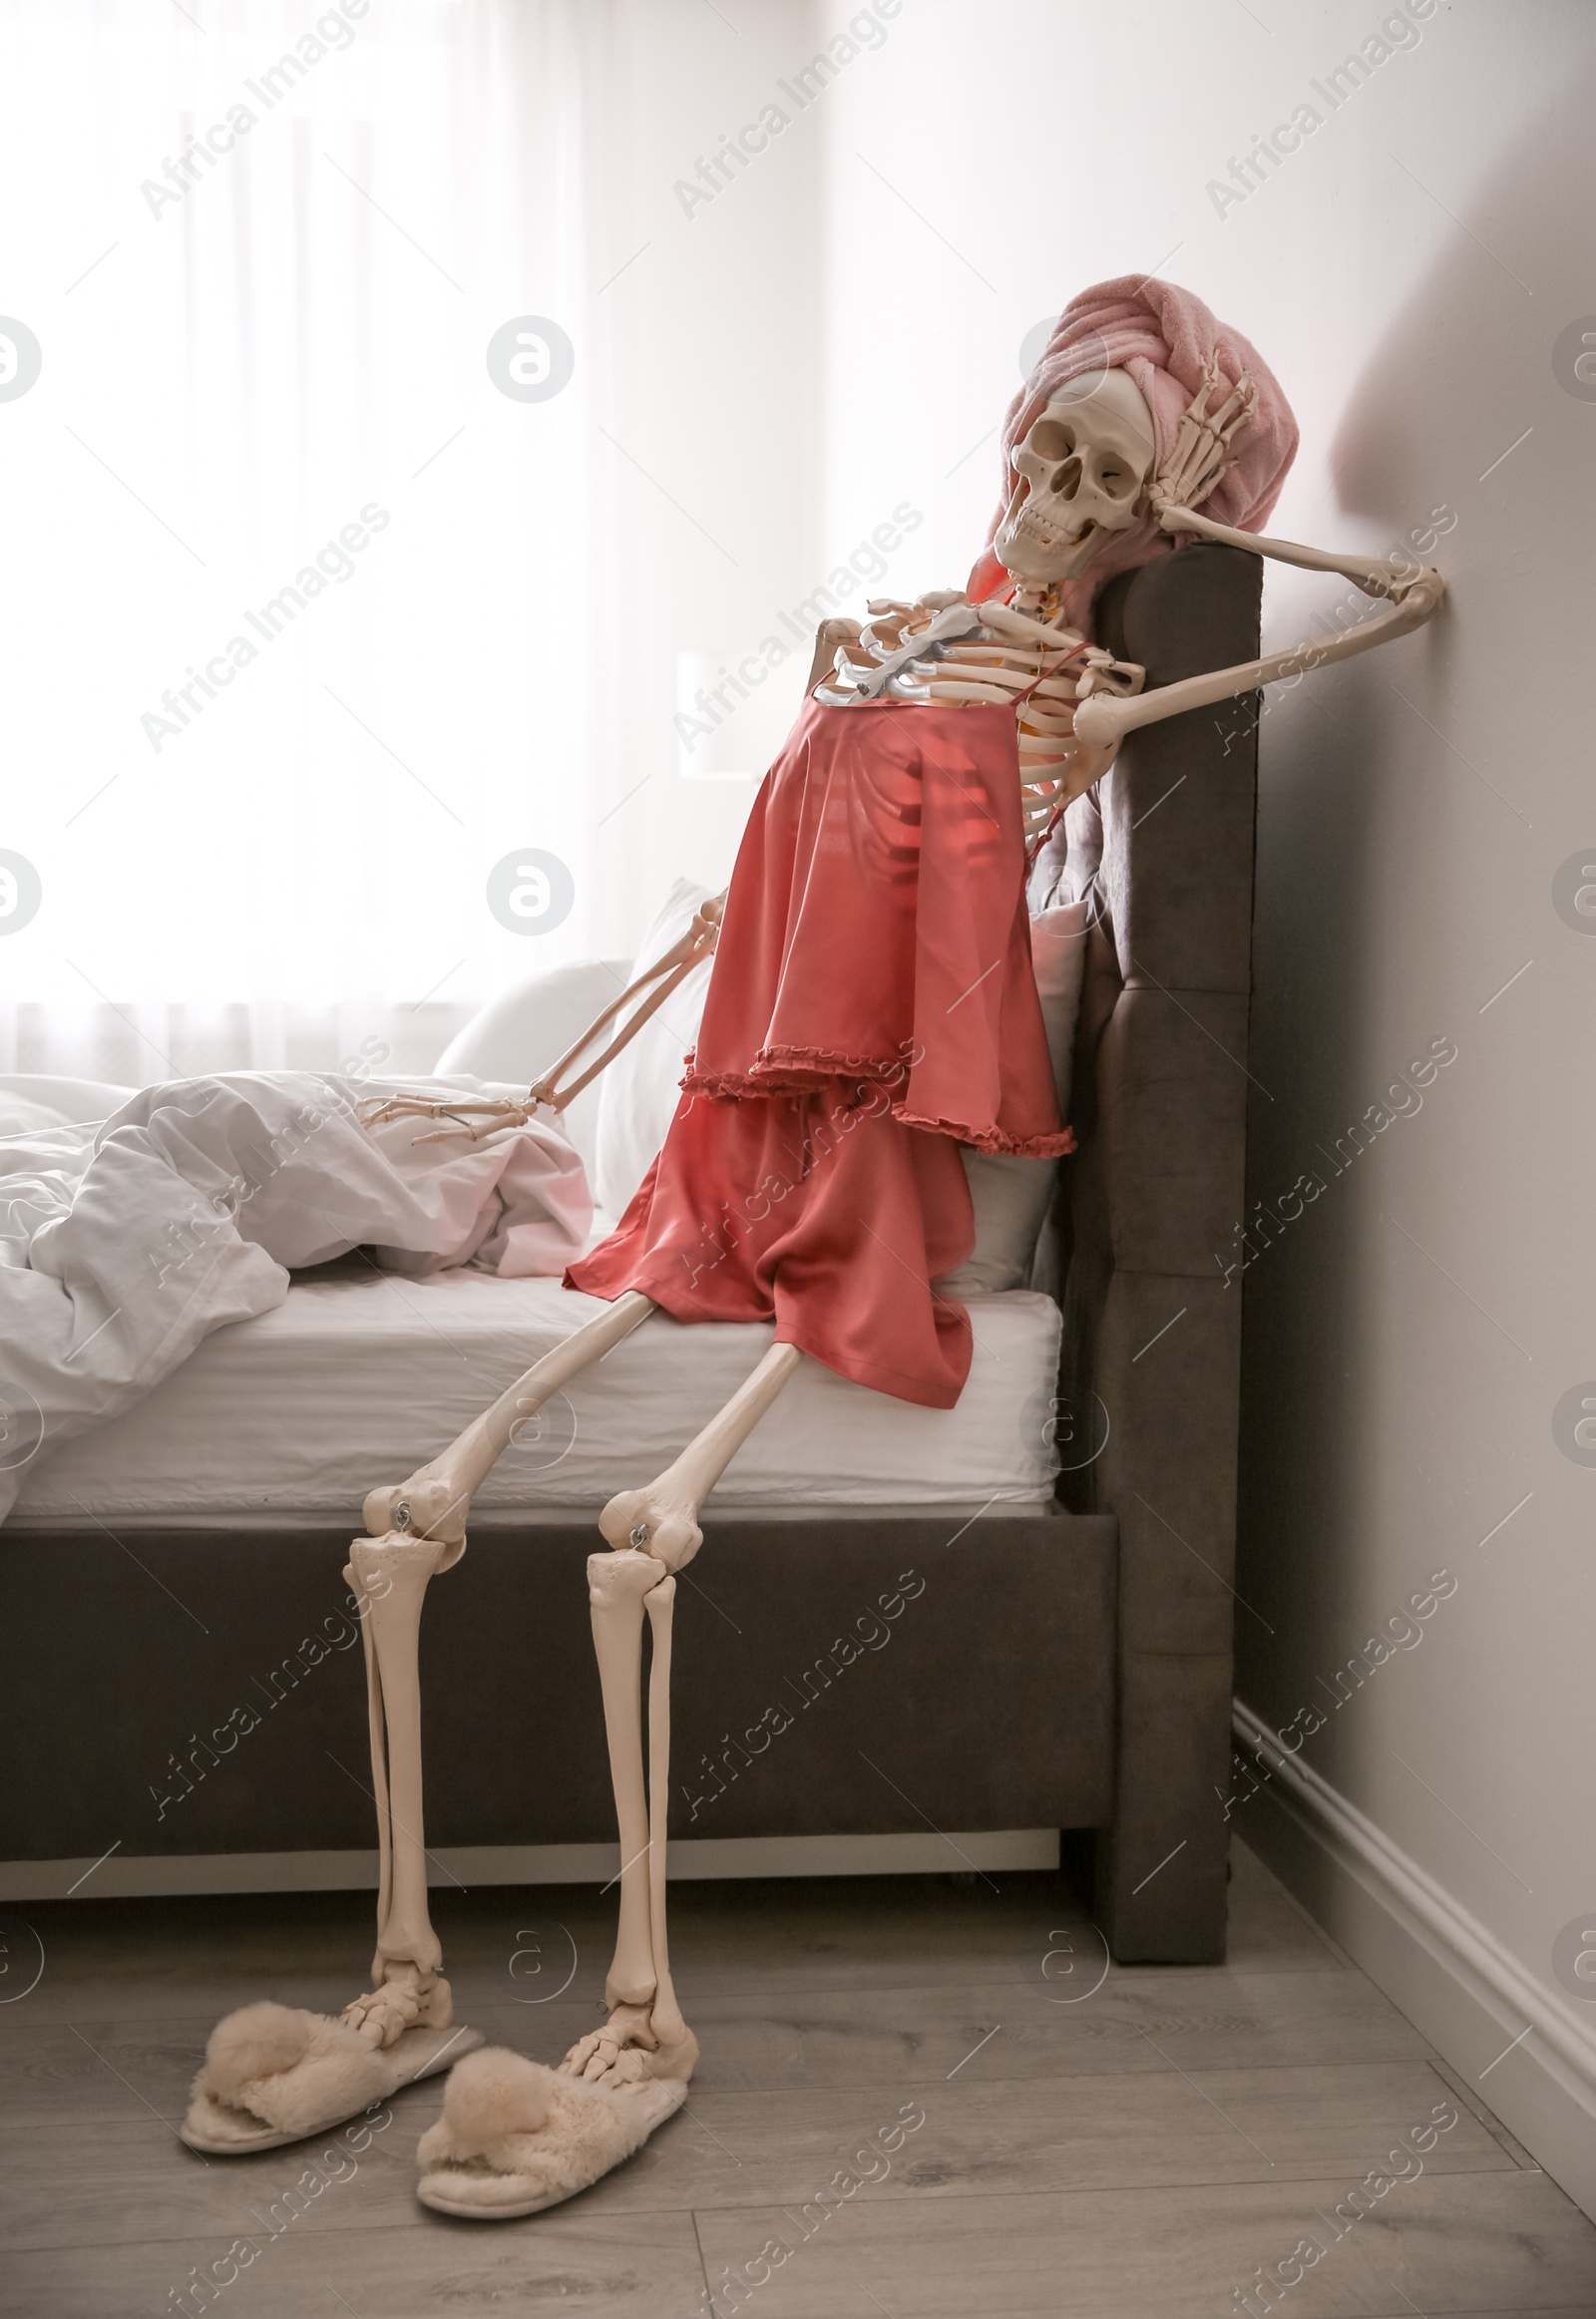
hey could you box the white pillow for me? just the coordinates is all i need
[594,879,715,1219]
[436,957,632,1182]
[938,900,1090,1295]
[0,1075,137,1137]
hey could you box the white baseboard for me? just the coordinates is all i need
[1233,1698,1596,2221]
[0,1826,1059,1903]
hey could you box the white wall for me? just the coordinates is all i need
[813,0,1596,2200]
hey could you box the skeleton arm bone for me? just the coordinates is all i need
[1153,500,1441,598]
[358,898,724,1150]
[1071,517,1445,752]
[527,896,724,1116]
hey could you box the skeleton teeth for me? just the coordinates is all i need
[1014,508,1092,551]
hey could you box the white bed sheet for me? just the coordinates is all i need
[12,1271,1062,1525]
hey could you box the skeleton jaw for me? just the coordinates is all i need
[996,483,1118,583]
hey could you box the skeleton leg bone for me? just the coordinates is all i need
[563,1342,803,2090]
[344,1293,658,2033]
[182,1292,657,2152]
[598,1338,805,1573]
[339,1531,456,2047]
[413,1594,694,2222]
[415,1343,805,2215]
[557,1551,699,2090]
[364,1289,655,1548]
[183,1530,490,2153]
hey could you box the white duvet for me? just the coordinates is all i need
[0,1073,590,1523]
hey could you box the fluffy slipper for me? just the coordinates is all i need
[182,2001,484,2153]
[415,2045,687,2217]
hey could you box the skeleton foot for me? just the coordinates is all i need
[341,1961,454,2049]
[181,1526,489,2156]
[561,2000,699,2090]
[598,1485,702,1573]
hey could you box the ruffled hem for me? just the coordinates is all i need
[680,1050,1075,1159]
[893,1109,1075,1159]
[681,1043,909,1103]
[683,1040,906,1094]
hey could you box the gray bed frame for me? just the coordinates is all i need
[0,542,1261,1966]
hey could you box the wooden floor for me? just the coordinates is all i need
[1,1839,1592,2317]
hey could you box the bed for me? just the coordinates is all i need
[0,541,1261,1964]
[9,1272,1064,1525]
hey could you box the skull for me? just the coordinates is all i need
[996,368,1157,585]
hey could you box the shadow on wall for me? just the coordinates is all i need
[1233,56,1596,1709]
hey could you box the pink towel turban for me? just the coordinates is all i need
[968,274,1299,632]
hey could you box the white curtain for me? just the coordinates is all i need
[0,0,640,1084]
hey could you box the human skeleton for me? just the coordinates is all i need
[185,358,1444,2208]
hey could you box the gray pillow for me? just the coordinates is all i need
[936,901,1088,1296]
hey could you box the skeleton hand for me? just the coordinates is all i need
[1148,354,1257,525]
[358,1091,541,1148]
[807,616,864,693]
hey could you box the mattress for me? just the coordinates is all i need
[12,1270,1062,1526]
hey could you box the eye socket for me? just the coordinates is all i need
[1096,460,1136,497]
[1028,418,1075,462]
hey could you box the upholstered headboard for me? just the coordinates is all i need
[1036,540,1264,1962]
